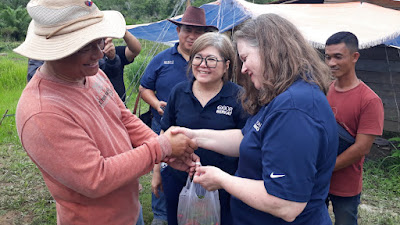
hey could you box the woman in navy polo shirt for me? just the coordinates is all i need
[158,32,249,225]
[174,14,338,224]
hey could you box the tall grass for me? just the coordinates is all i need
[0,51,27,143]
[122,39,170,108]
[0,50,57,224]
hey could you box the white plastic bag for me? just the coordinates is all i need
[177,175,220,225]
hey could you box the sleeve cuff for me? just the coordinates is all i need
[157,134,172,160]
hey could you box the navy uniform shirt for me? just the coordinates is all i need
[232,79,338,225]
[140,43,191,123]
[103,46,132,102]
[161,80,248,178]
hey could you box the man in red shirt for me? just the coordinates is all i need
[324,32,384,225]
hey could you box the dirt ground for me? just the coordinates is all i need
[0,139,396,225]
[0,211,33,225]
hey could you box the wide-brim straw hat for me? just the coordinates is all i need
[167,6,218,31]
[14,0,126,61]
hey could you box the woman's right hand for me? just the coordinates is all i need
[151,170,163,198]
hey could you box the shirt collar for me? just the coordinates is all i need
[183,79,233,98]
[171,43,180,55]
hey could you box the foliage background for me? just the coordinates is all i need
[0,0,276,41]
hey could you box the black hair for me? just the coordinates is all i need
[325,31,359,52]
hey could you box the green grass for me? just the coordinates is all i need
[0,50,57,224]
[1,42,400,224]
[359,160,400,224]
[0,51,26,144]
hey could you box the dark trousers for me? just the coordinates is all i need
[326,193,361,225]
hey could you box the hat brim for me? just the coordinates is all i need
[14,11,126,61]
[167,19,219,32]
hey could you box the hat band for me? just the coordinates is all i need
[181,19,205,26]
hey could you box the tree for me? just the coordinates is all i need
[0,6,30,41]
[1,0,29,9]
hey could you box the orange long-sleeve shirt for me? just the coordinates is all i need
[16,69,165,224]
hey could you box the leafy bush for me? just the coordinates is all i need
[379,137,400,172]
[123,39,170,106]
[0,41,21,52]
[0,5,30,41]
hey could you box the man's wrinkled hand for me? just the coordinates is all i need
[164,126,197,157]
[165,153,200,174]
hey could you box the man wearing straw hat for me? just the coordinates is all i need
[138,6,218,225]
[14,0,198,224]
[26,30,141,103]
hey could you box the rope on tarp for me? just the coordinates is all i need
[385,45,400,131]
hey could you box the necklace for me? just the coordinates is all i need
[193,80,223,107]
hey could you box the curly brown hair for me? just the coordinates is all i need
[233,14,332,115]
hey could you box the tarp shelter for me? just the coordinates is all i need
[127,0,400,49]
[127,0,249,46]
[127,0,400,132]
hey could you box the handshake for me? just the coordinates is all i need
[161,126,200,174]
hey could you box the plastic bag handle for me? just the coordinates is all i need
[185,175,191,189]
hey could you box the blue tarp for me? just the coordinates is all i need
[128,0,250,44]
[128,0,400,49]
[385,36,400,49]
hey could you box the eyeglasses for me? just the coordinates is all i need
[192,55,224,68]
[77,38,105,54]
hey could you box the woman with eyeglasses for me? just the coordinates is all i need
[172,14,338,225]
[158,32,249,225]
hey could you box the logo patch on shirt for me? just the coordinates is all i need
[270,172,285,179]
[253,120,262,131]
[92,75,114,108]
[216,105,233,116]
[164,60,174,64]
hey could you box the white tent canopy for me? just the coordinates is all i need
[128,0,400,49]
[238,0,400,49]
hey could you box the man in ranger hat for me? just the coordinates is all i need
[139,6,218,225]
[14,0,199,224]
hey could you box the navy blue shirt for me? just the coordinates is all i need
[161,80,248,175]
[140,43,191,123]
[232,79,338,225]
[102,46,132,102]
[160,80,248,225]
[27,59,44,82]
